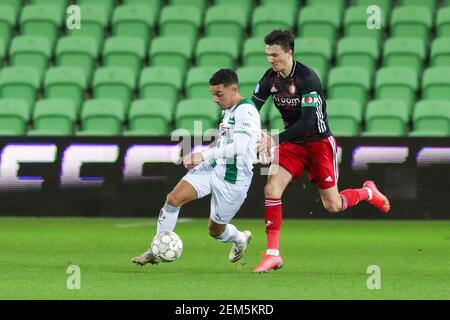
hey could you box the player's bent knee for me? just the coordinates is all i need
[166,192,184,208]
[324,201,342,213]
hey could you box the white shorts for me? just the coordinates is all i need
[182,162,251,224]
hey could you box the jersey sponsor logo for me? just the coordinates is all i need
[273,95,301,106]
[301,92,319,107]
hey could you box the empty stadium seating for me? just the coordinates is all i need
[0,0,448,137]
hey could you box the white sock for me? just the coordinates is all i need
[215,224,245,246]
[266,249,280,256]
[156,202,180,235]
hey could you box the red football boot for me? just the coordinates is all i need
[252,254,284,273]
[363,180,390,213]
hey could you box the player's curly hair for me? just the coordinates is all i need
[209,69,239,87]
[264,29,295,53]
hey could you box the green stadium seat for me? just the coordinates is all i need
[204,6,247,45]
[93,67,136,113]
[252,5,294,37]
[243,37,267,67]
[436,7,450,38]
[56,36,99,82]
[363,99,409,136]
[112,5,155,46]
[261,0,299,12]
[139,66,182,113]
[409,100,450,136]
[236,66,267,98]
[1,0,21,19]
[298,6,340,45]
[67,5,108,49]
[399,0,437,15]
[9,35,51,81]
[175,99,220,135]
[422,67,450,101]
[344,6,387,45]
[169,0,206,13]
[431,38,450,67]
[0,67,40,111]
[30,0,68,16]
[44,67,87,115]
[295,37,332,85]
[149,36,193,79]
[103,36,146,80]
[355,0,391,18]
[0,4,16,47]
[159,6,201,46]
[375,67,418,115]
[213,0,253,21]
[0,39,4,67]
[336,37,379,80]
[383,38,426,75]
[195,37,239,69]
[185,67,218,99]
[78,0,114,18]
[326,99,363,137]
[390,6,432,46]
[0,99,30,136]
[327,67,371,107]
[20,4,63,47]
[124,99,173,136]
[122,0,160,21]
[306,0,345,17]
[28,99,77,136]
[78,99,125,136]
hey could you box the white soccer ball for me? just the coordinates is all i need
[151,231,183,262]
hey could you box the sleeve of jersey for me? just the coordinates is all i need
[251,76,270,111]
[202,106,254,161]
[272,94,319,144]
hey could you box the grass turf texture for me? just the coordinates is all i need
[0,217,449,300]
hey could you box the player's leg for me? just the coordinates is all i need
[156,180,198,234]
[208,218,252,262]
[313,137,390,213]
[252,163,294,273]
[263,164,293,255]
[133,164,212,266]
[208,179,252,263]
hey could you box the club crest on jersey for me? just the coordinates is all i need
[288,83,296,95]
[301,92,320,108]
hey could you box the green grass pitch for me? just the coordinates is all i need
[0,217,449,300]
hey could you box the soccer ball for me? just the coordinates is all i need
[151,231,183,262]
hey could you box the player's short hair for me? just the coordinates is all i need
[264,29,295,53]
[209,69,239,87]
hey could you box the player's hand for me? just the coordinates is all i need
[258,132,275,154]
[183,152,204,170]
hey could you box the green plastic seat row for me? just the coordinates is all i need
[0,97,221,136]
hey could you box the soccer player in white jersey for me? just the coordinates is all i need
[132,69,262,265]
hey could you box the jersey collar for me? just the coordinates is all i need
[278,59,297,79]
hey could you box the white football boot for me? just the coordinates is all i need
[132,249,160,266]
[228,230,252,263]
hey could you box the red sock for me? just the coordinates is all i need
[265,198,282,250]
[339,188,370,211]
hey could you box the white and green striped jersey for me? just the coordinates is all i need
[204,98,261,184]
